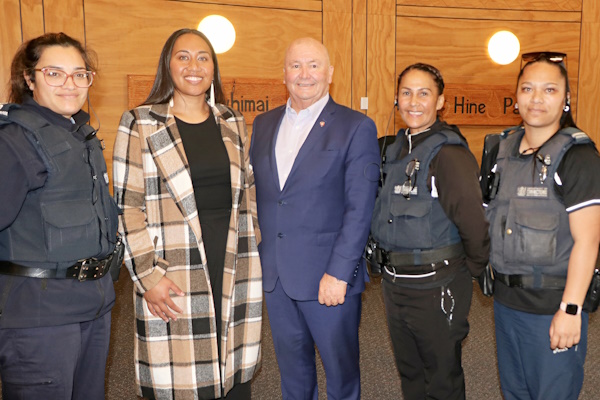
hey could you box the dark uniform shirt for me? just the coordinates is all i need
[0,97,115,328]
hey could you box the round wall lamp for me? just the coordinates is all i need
[488,31,520,65]
[198,15,236,54]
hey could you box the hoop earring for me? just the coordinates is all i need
[208,81,215,108]
[564,104,570,112]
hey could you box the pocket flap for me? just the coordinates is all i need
[390,199,430,217]
[42,200,95,228]
[515,210,558,231]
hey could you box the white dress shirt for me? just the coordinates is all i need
[275,94,330,189]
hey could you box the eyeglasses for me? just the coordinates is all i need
[33,68,95,88]
[520,52,567,70]
[400,159,420,199]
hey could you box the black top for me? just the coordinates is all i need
[0,97,115,329]
[176,112,232,360]
[176,115,232,210]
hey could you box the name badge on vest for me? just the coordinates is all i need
[394,185,418,196]
[517,186,548,198]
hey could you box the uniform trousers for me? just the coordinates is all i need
[382,267,472,400]
[265,279,361,400]
[0,310,111,400]
[494,301,588,400]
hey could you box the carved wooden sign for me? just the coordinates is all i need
[441,84,521,126]
[127,75,288,125]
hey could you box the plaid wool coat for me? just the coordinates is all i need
[113,102,262,399]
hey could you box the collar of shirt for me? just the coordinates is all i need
[22,96,91,137]
[284,93,330,124]
[275,94,330,189]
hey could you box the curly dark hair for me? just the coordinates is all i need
[9,32,97,104]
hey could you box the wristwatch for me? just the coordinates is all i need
[560,301,582,315]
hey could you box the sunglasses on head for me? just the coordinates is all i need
[520,51,567,70]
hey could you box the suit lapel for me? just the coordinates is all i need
[283,98,337,190]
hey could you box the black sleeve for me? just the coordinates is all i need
[0,126,47,229]
[430,145,490,277]
[555,143,600,212]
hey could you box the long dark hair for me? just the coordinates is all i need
[143,28,225,106]
[517,57,578,130]
[9,32,97,104]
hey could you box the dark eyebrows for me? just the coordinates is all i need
[400,87,433,92]
[40,65,87,71]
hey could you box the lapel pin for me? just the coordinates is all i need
[320,121,325,127]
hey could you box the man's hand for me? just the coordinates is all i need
[143,276,185,322]
[318,272,347,306]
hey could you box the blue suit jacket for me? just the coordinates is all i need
[250,97,380,300]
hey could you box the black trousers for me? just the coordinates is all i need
[382,267,472,400]
[0,311,111,400]
[221,381,251,400]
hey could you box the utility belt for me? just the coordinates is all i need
[493,267,600,313]
[366,240,465,287]
[0,237,124,282]
[493,270,566,289]
[368,241,464,268]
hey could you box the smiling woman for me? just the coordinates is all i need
[485,53,600,400]
[369,63,490,400]
[113,28,262,400]
[0,32,119,400]
[26,46,91,118]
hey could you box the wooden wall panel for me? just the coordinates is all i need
[367,0,396,136]
[178,0,322,12]
[85,0,321,174]
[577,0,600,143]
[397,6,580,22]
[21,0,45,41]
[43,0,85,42]
[351,0,368,112]
[324,8,353,107]
[0,0,22,101]
[396,0,581,11]
[395,15,581,161]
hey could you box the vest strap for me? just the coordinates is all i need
[375,242,464,268]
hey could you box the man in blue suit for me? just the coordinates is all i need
[250,37,380,399]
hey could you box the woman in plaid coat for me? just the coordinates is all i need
[113,29,262,399]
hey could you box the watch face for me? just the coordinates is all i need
[566,303,578,315]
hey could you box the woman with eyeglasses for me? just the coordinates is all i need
[113,28,261,399]
[0,33,119,400]
[484,52,600,399]
[368,63,489,399]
